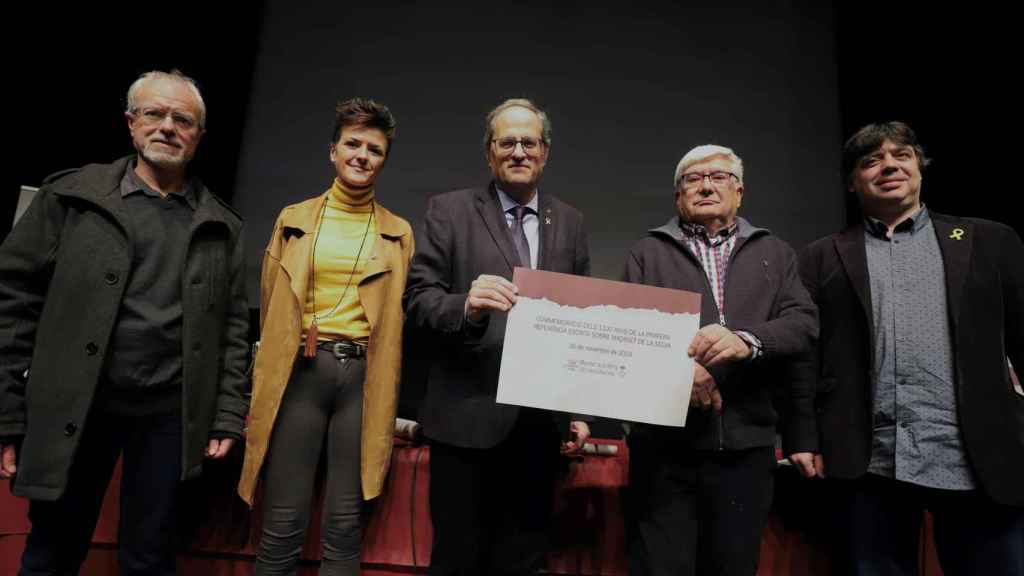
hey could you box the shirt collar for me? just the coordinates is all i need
[679,218,738,245]
[865,205,930,239]
[120,162,197,210]
[495,185,539,214]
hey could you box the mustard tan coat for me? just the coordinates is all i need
[238,193,413,504]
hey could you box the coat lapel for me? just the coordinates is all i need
[834,225,874,337]
[537,194,556,270]
[358,204,409,330]
[277,193,327,312]
[360,207,395,284]
[931,213,973,331]
[474,184,520,273]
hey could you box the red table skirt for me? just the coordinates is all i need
[1,439,943,575]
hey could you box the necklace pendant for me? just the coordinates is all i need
[304,321,319,358]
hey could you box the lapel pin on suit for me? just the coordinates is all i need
[950,228,965,240]
[545,208,552,225]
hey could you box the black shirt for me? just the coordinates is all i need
[99,164,196,415]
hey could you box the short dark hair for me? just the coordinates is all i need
[331,97,397,155]
[842,121,931,184]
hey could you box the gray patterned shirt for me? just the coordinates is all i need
[864,207,976,490]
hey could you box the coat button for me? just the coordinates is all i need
[104,271,119,285]
[85,342,98,355]
[64,423,77,437]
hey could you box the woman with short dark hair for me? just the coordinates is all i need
[238,98,414,575]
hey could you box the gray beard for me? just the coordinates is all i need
[141,144,189,169]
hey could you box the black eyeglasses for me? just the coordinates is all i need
[131,106,200,131]
[680,171,738,189]
[491,136,545,154]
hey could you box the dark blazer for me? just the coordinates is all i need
[403,184,590,449]
[797,211,1024,506]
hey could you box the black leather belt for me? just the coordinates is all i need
[305,340,367,359]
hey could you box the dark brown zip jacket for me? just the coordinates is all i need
[623,216,818,453]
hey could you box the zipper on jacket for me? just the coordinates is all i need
[717,411,725,451]
[678,237,728,450]
[672,226,766,451]
[712,232,762,451]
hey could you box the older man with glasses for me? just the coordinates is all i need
[0,69,248,576]
[622,144,817,576]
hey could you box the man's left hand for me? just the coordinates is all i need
[790,452,825,479]
[561,421,591,456]
[205,437,236,459]
[688,324,751,367]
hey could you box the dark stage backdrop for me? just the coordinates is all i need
[7,3,1016,432]
[9,4,262,240]
[834,4,1020,235]
[232,1,844,303]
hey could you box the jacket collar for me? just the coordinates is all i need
[279,190,409,239]
[274,189,408,313]
[931,213,971,333]
[50,155,238,230]
[475,182,558,271]
[537,192,558,269]
[834,224,874,337]
[49,155,128,205]
[649,215,767,247]
[835,210,972,336]
[474,183,522,272]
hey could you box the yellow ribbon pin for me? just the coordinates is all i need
[949,228,965,240]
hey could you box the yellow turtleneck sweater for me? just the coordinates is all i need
[302,179,377,343]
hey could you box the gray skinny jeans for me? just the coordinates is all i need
[255,349,365,576]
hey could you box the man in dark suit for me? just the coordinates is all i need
[794,121,1024,575]
[403,98,591,575]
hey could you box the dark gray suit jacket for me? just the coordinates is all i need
[403,184,590,449]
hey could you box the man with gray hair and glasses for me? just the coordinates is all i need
[623,144,817,575]
[0,69,249,575]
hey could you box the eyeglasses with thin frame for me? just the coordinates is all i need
[680,171,738,189]
[131,106,200,131]
[491,136,545,155]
